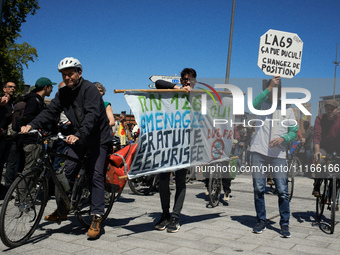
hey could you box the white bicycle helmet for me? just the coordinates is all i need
[58,57,82,72]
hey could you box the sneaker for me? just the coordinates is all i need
[252,221,266,233]
[280,225,291,238]
[223,193,230,202]
[44,209,67,223]
[312,187,320,197]
[205,190,209,196]
[155,213,170,230]
[167,217,180,233]
[87,214,102,239]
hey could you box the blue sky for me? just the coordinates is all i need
[17,0,340,123]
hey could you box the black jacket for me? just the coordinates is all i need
[22,93,46,126]
[30,77,112,147]
[155,80,176,89]
[22,92,48,144]
[0,92,14,133]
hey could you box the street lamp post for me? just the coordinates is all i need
[333,42,339,99]
[225,0,236,85]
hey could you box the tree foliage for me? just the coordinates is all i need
[0,0,40,92]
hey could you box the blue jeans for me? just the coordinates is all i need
[251,152,290,226]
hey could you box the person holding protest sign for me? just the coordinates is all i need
[250,76,297,238]
[154,67,196,233]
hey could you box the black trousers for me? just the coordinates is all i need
[159,168,186,218]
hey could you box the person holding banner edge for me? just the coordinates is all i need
[154,68,197,233]
[250,76,297,238]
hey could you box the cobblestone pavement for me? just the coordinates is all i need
[1,172,339,254]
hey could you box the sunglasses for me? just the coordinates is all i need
[181,78,196,82]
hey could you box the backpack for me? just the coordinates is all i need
[105,143,137,193]
[12,101,26,132]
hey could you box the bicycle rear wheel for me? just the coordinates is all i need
[208,172,222,207]
[77,187,116,228]
[316,179,327,220]
[128,175,155,195]
[0,169,48,248]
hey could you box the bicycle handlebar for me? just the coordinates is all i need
[20,129,68,143]
[322,154,340,161]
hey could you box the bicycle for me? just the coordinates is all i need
[315,153,340,234]
[186,167,195,183]
[208,156,238,207]
[267,141,301,201]
[0,131,116,248]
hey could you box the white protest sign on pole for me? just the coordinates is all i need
[149,75,181,84]
[257,29,303,78]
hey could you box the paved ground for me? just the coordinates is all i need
[1,172,340,254]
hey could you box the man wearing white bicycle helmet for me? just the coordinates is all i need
[21,57,112,239]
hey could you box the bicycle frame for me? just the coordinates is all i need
[30,133,85,212]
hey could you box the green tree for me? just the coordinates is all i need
[0,0,39,93]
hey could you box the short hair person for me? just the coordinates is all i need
[21,57,112,239]
[312,99,340,196]
[153,67,197,233]
[0,82,17,189]
[250,77,297,238]
[93,82,115,127]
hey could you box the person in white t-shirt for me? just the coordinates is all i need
[250,77,297,238]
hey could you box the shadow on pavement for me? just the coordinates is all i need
[110,212,224,237]
[115,196,135,203]
[293,211,339,235]
[180,212,223,225]
[231,215,278,233]
[195,192,209,202]
[105,213,145,228]
[4,216,89,249]
[292,210,317,224]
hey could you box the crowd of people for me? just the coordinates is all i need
[1,60,340,241]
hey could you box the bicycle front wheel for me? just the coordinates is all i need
[0,169,48,248]
[316,179,327,220]
[330,177,337,234]
[208,172,222,207]
[287,165,295,201]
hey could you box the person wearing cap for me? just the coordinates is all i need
[20,77,56,176]
[250,77,297,238]
[312,99,340,196]
[21,57,112,239]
